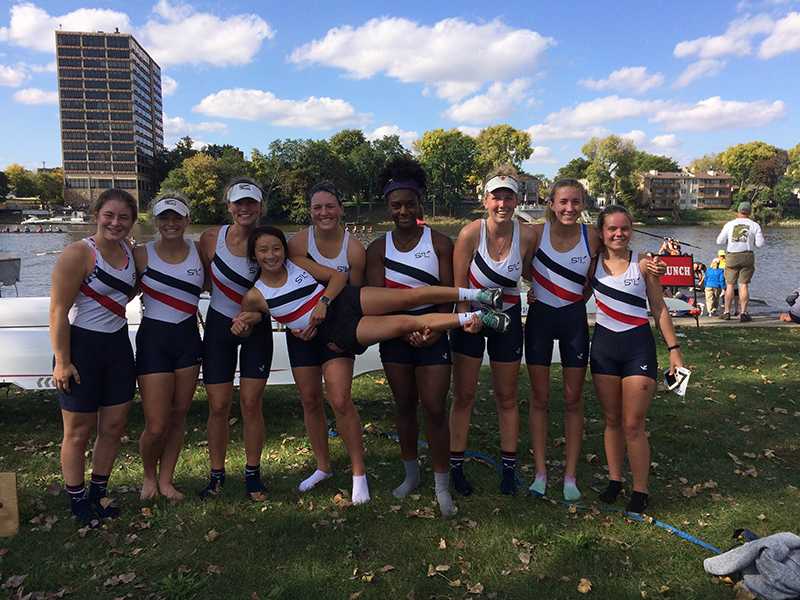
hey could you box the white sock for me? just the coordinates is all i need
[458,288,479,302]
[434,471,456,517]
[352,474,370,505]
[298,469,333,493]
[393,459,420,498]
[458,311,480,326]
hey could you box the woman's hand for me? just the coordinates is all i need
[53,362,80,393]
[668,348,684,375]
[308,301,327,329]
[527,287,537,304]
[462,314,483,334]
[407,327,439,347]
[230,317,252,337]
[645,253,667,277]
[292,326,318,341]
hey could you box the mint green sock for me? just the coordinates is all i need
[563,475,581,502]
[529,472,547,496]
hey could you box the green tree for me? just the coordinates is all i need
[5,164,39,198]
[688,154,723,173]
[154,136,197,192]
[773,176,799,212]
[633,151,680,173]
[182,153,223,223]
[0,171,9,199]
[719,141,786,188]
[474,125,532,180]
[215,146,253,188]
[787,143,800,179]
[556,157,590,181]
[203,144,245,161]
[581,135,637,210]
[415,129,478,217]
[35,168,63,204]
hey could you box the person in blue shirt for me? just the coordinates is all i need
[704,256,725,316]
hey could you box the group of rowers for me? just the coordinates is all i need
[49,156,684,527]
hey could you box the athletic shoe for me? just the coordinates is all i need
[199,478,224,500]
[480,309,510,333]
[89,495,120,519]
[719,312,731,321]
[451,467,474,497]
[739,312,752,322]
[474,288,503,310]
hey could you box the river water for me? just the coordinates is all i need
[2,222,797,313]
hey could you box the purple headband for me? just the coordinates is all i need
[382,179,423,198]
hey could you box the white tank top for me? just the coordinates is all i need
[209,225,259,318]
[307,226,350,273]
[384,226,440,313]
[140,241,203,324]
[69,237,135,333]
[531,222,591,308]
[468,219,521,312]
[592,253,649,332]
[254,260,325,329]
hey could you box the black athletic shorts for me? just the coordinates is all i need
[590,323,657,380]
[58,325,136,413]
[316,285,367,355]
[525,301,590,368]
[791,313,800,325]
[379,307,452,367]
[136,316,203,375]
[450,303,523,363]
[202,306,273,384]
[286,329,354,368]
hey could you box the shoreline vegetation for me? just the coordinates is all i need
[1,325,798,599]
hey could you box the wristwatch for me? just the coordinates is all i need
[320,295,331,306]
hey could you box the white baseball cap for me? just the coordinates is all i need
[227,182,263,203]
[152,196,189,217]
[485,175,519,195]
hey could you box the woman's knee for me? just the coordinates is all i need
[98,419,126,440]
[623,418,646,440]
[63,426,92,447]
[328,394,356,417]
[604,412,623,430]
[495,390,518,412]
[239,395,263,417]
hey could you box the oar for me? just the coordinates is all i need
[633,228,704,250]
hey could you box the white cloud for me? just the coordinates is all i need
[193,88,370,129]
[528,146,557,164]
[443,79,530,124]
[580,66,664,94]
[759,11,800,58]
[527,122,609,142]
[29,61,56,73]
[289,17,554,102]
[650,134,680,149]
[161,74,177,96]
[673,59,726,88]
[366,124,418,149]
[0,63,27,86]
[534,95,671,131]
[139,0,274,67]
[163,115,227,139]
[652,96,786,131]
[13,87,57,104]
[620,129,647,145]
[673,14,775,59]
[0,2,130,53]
[456,126,483,138]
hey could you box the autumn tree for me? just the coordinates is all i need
[474,125,533,180]
[415,129,478,217]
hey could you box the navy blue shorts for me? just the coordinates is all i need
[316,285,367,355]
[791,313,800,325]
[58,325,136,413]
[286,329,354,368]
[202,306,273,384]
[379,322,452,366]
[590,324,657,380]
[525,301,590,368]
[450,303,523,363]
[136,316,202,375]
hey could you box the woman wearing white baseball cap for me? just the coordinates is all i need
[197,176,273,501]
[134,193,203,501]
[449,165,537,497]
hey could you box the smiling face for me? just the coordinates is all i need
[387,188,422,230]
[601,212,633,250]
[309,191,343,231]
[253,233,286,273]
[483,188,518,224]
[550,186,584,226]
[155,210,188,240]
[228,197,261,227]
[95,198,134,241]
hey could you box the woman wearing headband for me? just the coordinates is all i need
[198,177,273,501]
[134,194,203,501]
[366,157,457,517]
[449,166,536,497]
[286,182,368,497]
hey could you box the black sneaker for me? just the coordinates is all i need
[89,495,121,519]
[500,469,517,496]
[740,312,752,322]
[451,467,473,497]
[245,475,268,502]
[71,497,101,528]
[719,312,731,321]
[199,477,224,500]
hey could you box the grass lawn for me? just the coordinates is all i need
[1,326,798,599]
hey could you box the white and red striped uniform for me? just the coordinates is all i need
[531,222,591,308]
[307,226,350,274]
[592,253,649,332]
[209,225,259,318]
[255,261,325,329]
[70,237,135,332]
[384,226,440,313]
[467,219,521,312]
[139,241,203,323]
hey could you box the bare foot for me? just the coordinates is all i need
[140,479,159,501]
[159,482,185,502]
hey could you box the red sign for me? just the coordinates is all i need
[659,254,695,286]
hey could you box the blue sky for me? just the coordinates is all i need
[1,0,798,176]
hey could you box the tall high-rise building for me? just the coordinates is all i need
[55,29,163,210]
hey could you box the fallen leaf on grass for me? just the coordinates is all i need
[757,514,767,521]
[204,529,220,542]
[349,593,362,600]
[659,585,670,594]
[379,565,395,574]
[207,564,223,575]
[333,493,353,509]
[467,582,484,594]
[104,572,136,587]
[177,565,191,574]
[577,578,592,594]
[449,579,462,587]
[435,564,450,572]
[2,575,27,589]
[519,552,531,566]
[438,538,447,550]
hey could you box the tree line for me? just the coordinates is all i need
[0,165,63,205]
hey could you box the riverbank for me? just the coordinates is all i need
[1,326,797,599]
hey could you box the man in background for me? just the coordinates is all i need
[716,202,765,322]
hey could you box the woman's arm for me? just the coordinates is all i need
[49,243,90,393]
[347,237,367,287]
[132,244,147,296]
[520,223,541,282]
[364,237,386,288]
[198,227,218,292]
[232,288,268,336]
[642,258,684,374]
[453,221,479,313]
